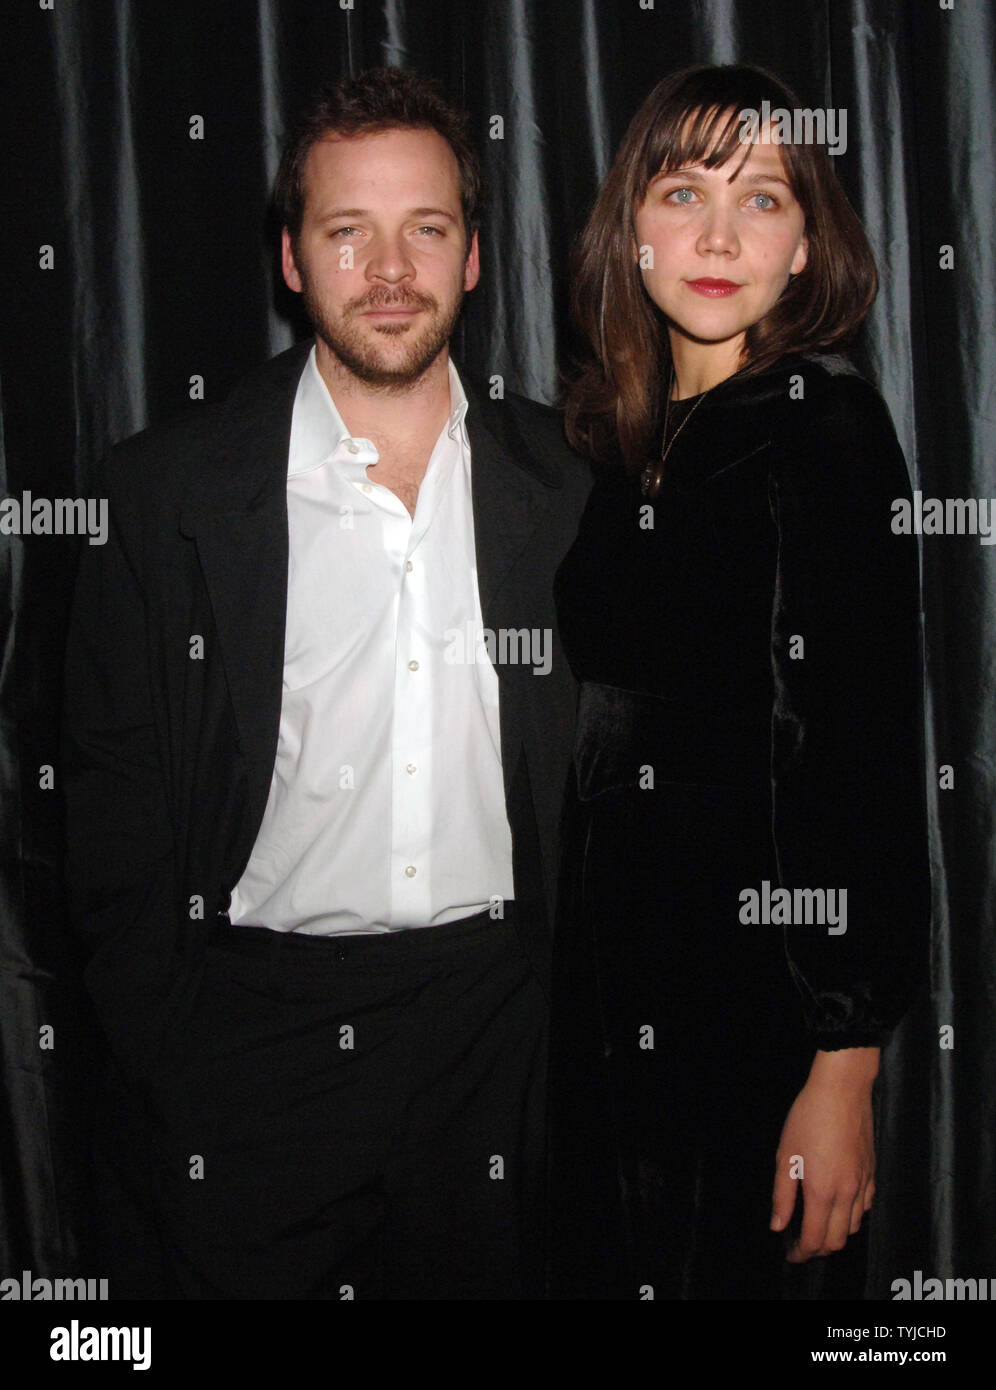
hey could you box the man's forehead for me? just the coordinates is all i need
[307,126,456,166]
[302,128,461,201]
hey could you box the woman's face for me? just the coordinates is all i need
[633,122,808,363]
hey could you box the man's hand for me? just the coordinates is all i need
[770,1046,879,1262]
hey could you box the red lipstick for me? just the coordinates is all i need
[685,278,742,298]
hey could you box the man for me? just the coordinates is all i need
[61,67,591,1299]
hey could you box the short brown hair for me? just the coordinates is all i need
[565,64,878,467]
[273,67,481,249]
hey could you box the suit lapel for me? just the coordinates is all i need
[463,377,564,817]
[178,343,310,780]
[463,375,561,627]
[178,348,562,843]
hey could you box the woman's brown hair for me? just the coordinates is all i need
[564,65,877,468]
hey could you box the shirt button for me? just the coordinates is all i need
[406,763,417,775]
[405,560,413,572]
[346,441,360,455]
[361,483,372,494]
[407,659,419,672]
[404,865,417,878]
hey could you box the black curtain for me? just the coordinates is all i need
[2,0,993,1306]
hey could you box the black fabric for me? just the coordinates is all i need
[59,339,590,1091]
[2,0,993,1299]
[94,907,547,1300]
[548,353,930,1298]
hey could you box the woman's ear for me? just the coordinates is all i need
[790,232,809,277]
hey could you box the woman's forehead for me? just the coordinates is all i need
[646,106,793,184]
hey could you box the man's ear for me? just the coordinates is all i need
[463,228,481,293]
[281,227,303,294]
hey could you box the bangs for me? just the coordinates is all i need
[568,64,878,467]
[640,102,774,195]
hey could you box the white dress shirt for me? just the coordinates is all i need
[227,346,515,934]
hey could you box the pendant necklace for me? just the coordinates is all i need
[641,370,711,497]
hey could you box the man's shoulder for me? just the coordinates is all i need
[99,402,220,512]
[100,342,311,506]
[461,372,593,498]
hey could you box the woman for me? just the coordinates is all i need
[548,65,930,1300]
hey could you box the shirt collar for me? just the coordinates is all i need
[288,343,469,478]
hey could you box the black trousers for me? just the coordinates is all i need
[92,906,547,1299]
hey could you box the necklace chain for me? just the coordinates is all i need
[641,371,711,497]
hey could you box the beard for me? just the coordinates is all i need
[298,272,465,390]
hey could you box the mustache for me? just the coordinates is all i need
[346,287,438,313]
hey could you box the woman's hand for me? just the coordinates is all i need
[770,1047,880,1262]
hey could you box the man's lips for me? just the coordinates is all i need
[685,279,743,298]
[361,305,422,318]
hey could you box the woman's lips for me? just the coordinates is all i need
[685,279,743,298]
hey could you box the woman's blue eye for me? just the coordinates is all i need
[751,193,777,210]
[668,188,696,204]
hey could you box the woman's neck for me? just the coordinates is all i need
[667,329,746,400]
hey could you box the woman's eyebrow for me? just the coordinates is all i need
[649,168,792,187]
[739,172,793,186]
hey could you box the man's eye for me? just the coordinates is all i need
[416,225,443,235]
[331,227,360,237]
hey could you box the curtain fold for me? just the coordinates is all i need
[2,0,992,1293]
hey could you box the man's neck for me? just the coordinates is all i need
[314,338,453,451]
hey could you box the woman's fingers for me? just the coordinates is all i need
[770,1154,800,1232]
[786,1184,832,1262]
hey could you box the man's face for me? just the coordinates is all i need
[282,127,479,388]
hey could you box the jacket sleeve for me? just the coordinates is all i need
[767,373,931,1050]
[60,448,182,1074]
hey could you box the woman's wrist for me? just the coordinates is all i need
[807,1046,881,1090]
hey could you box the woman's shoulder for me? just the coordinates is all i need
[734,351,892,423]
[702,353,898,455]
[730,350,895,442]
[753,353,910,503]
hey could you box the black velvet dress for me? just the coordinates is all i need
[547,352,931,1300]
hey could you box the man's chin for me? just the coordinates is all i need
[318,330,451,389]
[332,350,444,390]
[307,294,464,389]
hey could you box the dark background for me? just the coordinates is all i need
[1,0,993,1301]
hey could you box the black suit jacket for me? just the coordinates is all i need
[61,340,592,1079]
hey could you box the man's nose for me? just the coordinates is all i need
[365,234,416,283]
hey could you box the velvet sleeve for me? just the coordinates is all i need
[767,373,930,1050]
